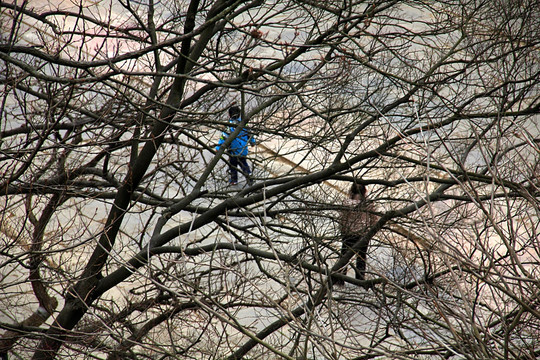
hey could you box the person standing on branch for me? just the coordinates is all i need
[335,183,377,285]
[216,105,256,185]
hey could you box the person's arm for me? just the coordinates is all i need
[216,134,225,150]
[338,200,350,235]
[216,126,231,150]
[365,202,377,226]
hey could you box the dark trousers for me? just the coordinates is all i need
[229,156,251,183]
[338,235,369,281]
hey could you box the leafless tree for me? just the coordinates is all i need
[1,0,539,359]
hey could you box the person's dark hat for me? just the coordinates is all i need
[229,106,241,118]
[350,183,367,198]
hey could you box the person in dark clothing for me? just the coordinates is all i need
[216,106,256,185]
[335,183,376,285]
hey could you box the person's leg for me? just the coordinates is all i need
[229,156,239,184]
[335,235,357,285]
[238,157,252,184]
[355,240,369,281]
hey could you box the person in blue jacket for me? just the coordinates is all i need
[216,105,256,185]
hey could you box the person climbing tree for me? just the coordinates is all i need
[216,105,256,185]
[335,182,377,285]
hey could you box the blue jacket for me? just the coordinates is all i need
[216,117,255,157]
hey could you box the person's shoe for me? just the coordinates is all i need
[229,180,238,185]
